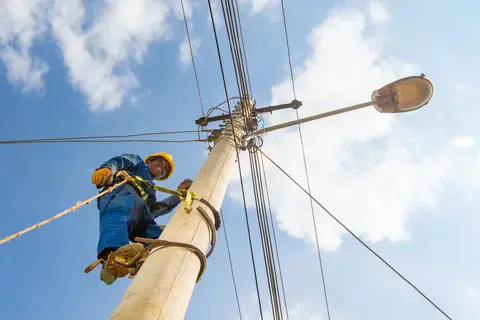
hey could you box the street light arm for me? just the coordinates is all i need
[242,101,374,145]
[241,74,433,147]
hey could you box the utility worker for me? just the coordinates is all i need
[91,152,192,285]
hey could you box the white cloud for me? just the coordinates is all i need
[289,302,322,320]
[1,0,192,111]
[368,0,389,24]
[228,3,478,251]
[179,36,201,66]
[451,135,475,148]
[463,286,480,307]
[455,284,480,318]
[51,0,177,111]
[239,0,280,15]
[0,0,50,91]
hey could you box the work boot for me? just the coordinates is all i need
[100,243,145,285]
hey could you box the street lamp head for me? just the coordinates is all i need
[371,75,434,113]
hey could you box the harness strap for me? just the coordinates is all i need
[84,172,222,283]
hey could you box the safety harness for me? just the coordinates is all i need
[85,171,221,283]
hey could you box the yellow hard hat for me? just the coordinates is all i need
[145,152,175,180]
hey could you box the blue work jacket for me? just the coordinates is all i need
[97,153,180,218]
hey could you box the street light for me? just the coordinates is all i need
[243,74,434,144]
[372,74,434,113]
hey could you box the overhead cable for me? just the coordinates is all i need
[260,149,453,320]
[260,153,290,319]
[278,1,331,318]
[249,150,285,319]
[220,209,243,319]
[0,138,207,145]
[207,0,264,317]
[180,0,206,117]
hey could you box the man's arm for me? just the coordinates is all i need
[98,154,143,174]
[150,195,181,218]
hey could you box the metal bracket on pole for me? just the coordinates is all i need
[195,99,302,126]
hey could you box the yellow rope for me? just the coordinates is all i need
[0,172,132,245]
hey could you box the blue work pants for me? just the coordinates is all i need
[96,184,161,259]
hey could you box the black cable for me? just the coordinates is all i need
[226,0,250,98]
[0,138,207,144]
[260,153,290,320]
[259,149,453,320]
[210,96,241,112]
[220,0,249,100]
[297,122,332,320]
[278,1,331,318]
[233,0,253,96]
[220,208,243,320]
[0,130,212,144]
[279,0,296,100]
[180,0,206,118]
[249,152,279,319]
[250,151,284,319]
[207,1,264,318]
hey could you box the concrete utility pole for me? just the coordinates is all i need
[110,100,253,320]
[109,74,433,320]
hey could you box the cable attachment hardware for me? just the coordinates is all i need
[246,135,264,153]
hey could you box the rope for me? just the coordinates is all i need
[259,149,453,320]
[0,173,131,245]
[207,0,264,317]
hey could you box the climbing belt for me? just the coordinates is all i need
[1,171,221,284]
[84,200,220,282]
[85,172,220,282]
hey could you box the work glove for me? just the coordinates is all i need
[177,179,193,191]
[92,168,113,187]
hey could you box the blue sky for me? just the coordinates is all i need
[1,0,479,319]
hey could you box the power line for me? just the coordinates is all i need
[220,209,243,320]
[0,138,207,145]
[180,0,206,118]
[207,0,264,318]
[217,0,285,317]
[233,0,253,95]
[259,149,453,320]
[0,130,212,143]
[279,0,296,100]
[260,153,290,320]
[220,0,251,100]
[249,150,284,319]
[278,1,331,318]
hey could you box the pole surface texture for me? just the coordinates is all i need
[110,102,251,319]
